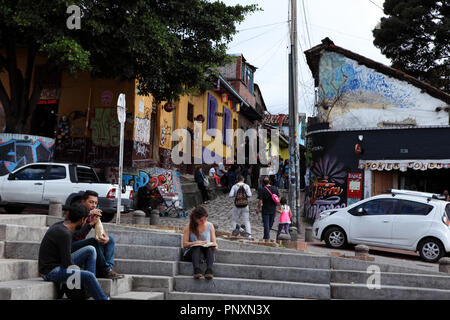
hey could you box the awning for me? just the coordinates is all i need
[359,159,450,172]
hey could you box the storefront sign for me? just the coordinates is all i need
[359,160,450,172]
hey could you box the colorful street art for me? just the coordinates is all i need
[0,134,54,175]
[90,108,120,147]
[106,167,183,208]
[305,155,347,220]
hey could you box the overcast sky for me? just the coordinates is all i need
[222,0,390,117]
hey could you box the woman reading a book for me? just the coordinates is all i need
[182,206,218,279]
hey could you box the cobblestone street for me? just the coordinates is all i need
[157,189,303,241]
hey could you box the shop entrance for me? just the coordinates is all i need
[399,169,450,194]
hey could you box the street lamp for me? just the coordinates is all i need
[116,93,126,224]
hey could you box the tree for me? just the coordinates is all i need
[0,0,258,134]
[373,0,449,92]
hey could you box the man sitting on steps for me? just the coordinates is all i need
[69,190,124,280]
[39,204,108,300]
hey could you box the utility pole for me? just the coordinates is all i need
[288,0,301,231]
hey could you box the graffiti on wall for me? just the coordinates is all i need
[106,167,183,207]
[0,134,54,175]
[134,116,150,144]
[90,108,120,147]
[306,155,347,220]
[318,52,447,128]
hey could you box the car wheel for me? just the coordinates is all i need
[418,238,444,263]
[324,226,347,249]
[5,205,25,214]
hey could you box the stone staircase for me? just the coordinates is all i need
[2,214,450,300]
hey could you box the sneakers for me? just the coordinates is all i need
[204,269,214,280]
[193,268,202,279]
[103,270,124,280]
[232,224,240,236]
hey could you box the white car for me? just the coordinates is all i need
[312,189,450,263]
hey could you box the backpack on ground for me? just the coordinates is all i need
[234,185,248,208]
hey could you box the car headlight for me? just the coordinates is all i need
[318,210,337,221]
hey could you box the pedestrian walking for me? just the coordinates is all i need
[195,166,209,204]
[257,176,280,240]
[276,197,292,240]
[229,175,253,239]
[182,206,217,279]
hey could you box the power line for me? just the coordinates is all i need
[301,0,312,49]
[237,20,289,33]
[229,23,287,48]
[367,0,384,11]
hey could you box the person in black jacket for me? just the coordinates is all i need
[38,204,108,300]
[195,166,209,204]
[256,176,280,240]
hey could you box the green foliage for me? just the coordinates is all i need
[0,0,258,132]
[373,0,449,92]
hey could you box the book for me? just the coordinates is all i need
[191,242,216,248]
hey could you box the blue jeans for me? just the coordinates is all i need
[72,235,115,275]
[261,214,275,240]
[43,245,108,300]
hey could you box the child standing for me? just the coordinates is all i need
[277,197,292,239]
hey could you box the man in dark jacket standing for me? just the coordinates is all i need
[38,204,108,300]
[256,176,280,240]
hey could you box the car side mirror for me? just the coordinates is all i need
[7,173,14,180]
[357,207,366,216]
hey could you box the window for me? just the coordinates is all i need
[349,199,397,216]
[48,166,66,180]
[14,165,48,180]
[222,108,232,146]
[187,103,194,122]
[207,93,218,133]
[398,200,433,216]
[76,167,99,183]
[446,204,450,220]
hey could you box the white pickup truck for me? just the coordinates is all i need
[0,162,133,221]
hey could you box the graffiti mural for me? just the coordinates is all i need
[0,134,54,175]
[90,108,120,147]
[306,155,347,220]
[106,167,184,208]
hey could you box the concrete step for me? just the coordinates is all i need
[173,276,330,299]
[0,215,47,227]
[106,230,182,247]
[215,249,330,269]
[178,261,330,284]
[0,259,38,282]
[0,224,48,242]
[111,291,165,300]
[4,241,39,260]
[115,244,181,261]
[131,275,174,293]
[331,283,450,300]
[0,278,58,300]
[167,291,305,300]
[0,241,4,258]
[331,270,450,291]
[98,275,133,297]
[115,259,178,277]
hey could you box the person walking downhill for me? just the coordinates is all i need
[39,204,109,300]
[276,197,292,240]
[195,166,209,204]
[257,176,280,240]
[229,175,253,239]
[182,206,218,279]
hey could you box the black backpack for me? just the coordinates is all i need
[59,283,90,300]
[234,185,248,208]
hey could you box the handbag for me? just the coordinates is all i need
[265,186,280,205]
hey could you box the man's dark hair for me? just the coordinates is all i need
[68,203,89,223]
[81,190,99,201]
[263,177,270,186]
[237,175,244,182]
